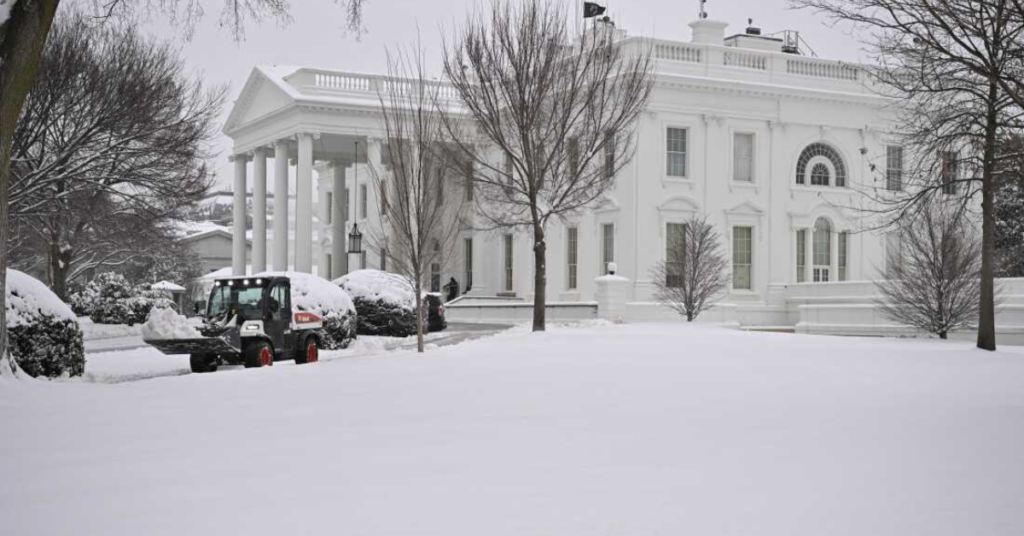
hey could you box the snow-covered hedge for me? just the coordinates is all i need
[334,270,416,337]
[82,273,173,324]
[257,272,358,350]
[6,269,85,378]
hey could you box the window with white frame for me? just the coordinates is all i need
[796,229,807,283]
[359,184,368,219]
[604,131,616,179]
[666,127,688,177]
[733,133,754,182]
[838,231,849,281]
[503,234,514,292]
[886,146,903,191]
[326,192,333,224]
[941,151,958,195]
[342,188,349,223]
[325,254,332,279]
[813,217,832,282]
[566,227,578,290]
[733,226,753,290]
[361,251,368,271]
[796,142,846,187]
[666,222,686,288]
[601,223,615,274]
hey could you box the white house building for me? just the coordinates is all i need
[222,17,1024,339]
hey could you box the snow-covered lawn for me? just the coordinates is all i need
[78,317,143,341]
[3,323,1023,535]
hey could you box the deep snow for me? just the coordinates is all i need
[141,308,201,340]
[2,323,1023,535]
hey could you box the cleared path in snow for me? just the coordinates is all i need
[3,323,1023,536]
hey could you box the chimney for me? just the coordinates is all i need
[689,19,728,46]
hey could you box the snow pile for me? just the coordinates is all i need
[256,271,357,349]
[334,270,415,309]
[5,269,84,378]
[141,308,201,340]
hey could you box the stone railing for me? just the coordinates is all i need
[287,68,461,100]
[785,56,861,81]
[723,50,768,71]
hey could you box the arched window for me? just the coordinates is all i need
[812,217,832,282]
[796,143,846,187]
[810,163,830,186]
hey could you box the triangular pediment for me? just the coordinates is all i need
[725,201,765,215]
[223,68,297,134]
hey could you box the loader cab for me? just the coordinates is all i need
[204,276,298,360]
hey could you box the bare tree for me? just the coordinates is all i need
[0,0,365,373]
[875,198,986,339]
[649,214,729,322]
[789,0,1024,350]
[8,11,220,299]
[440,0,652,332]
[369,45,466,353]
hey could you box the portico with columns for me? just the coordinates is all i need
[223,65,398,280]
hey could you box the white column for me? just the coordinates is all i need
[232,155,248,275]
[273,140,290,272]
[295,133,314,274]
[252,148,268,274]
[332,162,348,279]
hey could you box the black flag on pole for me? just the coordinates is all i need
[583,2,606,18]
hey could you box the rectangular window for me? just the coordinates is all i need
[886,145,903,191]
[568,137,580,176]
[604,131,616,179]
[359,184,368,219]
[733,133,754,182]
[361,251,367,270]
[325,254,332,279]
[380,247,387,271]
[941,151,957,195]
[431,262,441,292]
[838,232,848,281]
[567,227,578,290]
[666,127,687,177]
[464,161,474,202]
[796,230,807,283]
[666,222,686,288]
[380,181,388,214]
[326,192,333,224]
[813,229,831,283]
[732,226,753,290]
[464,238,473,291]
[342,188,350,223]
[601,223,615,274]
[504,234,514,292]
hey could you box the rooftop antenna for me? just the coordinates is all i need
[699,0,708,19]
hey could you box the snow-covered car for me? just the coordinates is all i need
[334,269,417,337]
[143,272,357,373]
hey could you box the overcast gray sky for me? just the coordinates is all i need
[129,0,866,190]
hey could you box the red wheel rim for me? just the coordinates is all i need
[260,347,272,367]
[307,343,318,363]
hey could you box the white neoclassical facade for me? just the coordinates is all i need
[221,18,927,328]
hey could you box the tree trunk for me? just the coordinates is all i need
[414,280,424,353]
[686,312,693,322]
[978,79,999,351]
[532,223,546,332]
[939,331,948,340]
[46,240,71,300]
[0,0,62,373]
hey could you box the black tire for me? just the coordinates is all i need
[294,335,319,365]
[244,340,274,369]
[190,354,217,374]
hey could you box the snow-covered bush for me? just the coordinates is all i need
[335,269,416,337]
[6,269,85,378]
[86,273,173,324]
[259,272,358,349]
[66,280,97,316]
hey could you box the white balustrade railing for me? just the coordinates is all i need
[785,57,860,81]
[723,50,768,71]
[653,42,702,64]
